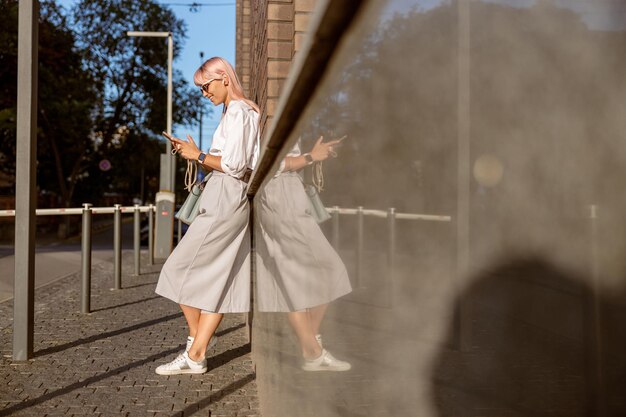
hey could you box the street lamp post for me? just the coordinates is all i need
[199,51,204,152]
[13,0,38,361]
[127,31,175,260]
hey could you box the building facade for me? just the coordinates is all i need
[236,0,317,137]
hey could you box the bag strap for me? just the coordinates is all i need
[184,160,197,192]
[170,142,198,192]
[312,161,324,193]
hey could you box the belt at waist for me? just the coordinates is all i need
[211,169,253,184]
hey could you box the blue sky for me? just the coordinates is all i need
[57,0,237,151]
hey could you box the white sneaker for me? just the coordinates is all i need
[302,349,351,372]
[155,351,207,375]
[186,335,218,358]
[315,334,323,348]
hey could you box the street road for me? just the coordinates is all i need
[0,220,142,302]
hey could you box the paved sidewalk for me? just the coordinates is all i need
[0,252,259,417]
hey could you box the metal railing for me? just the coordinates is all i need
[1,204,156,313]
[325,206,452,298]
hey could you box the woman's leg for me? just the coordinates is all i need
[288,311,322,359]
[307,303,329,336]
[187,312,223,362]
[180,304,202,338]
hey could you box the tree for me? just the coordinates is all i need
[1,0,208,217]
[70,0,205,154]
[70,0,209,205]
[0,0,97,212]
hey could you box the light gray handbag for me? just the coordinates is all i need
[304,161,332,223]
[175,182,204,225]
[305,184,332,223]
[175,160,211,225]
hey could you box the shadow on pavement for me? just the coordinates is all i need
[34,312,184,357]
[0,344,184,417]
[206,342,251,373]
[173,372,256,417]
[91,295,161,313]
[2,333,253,416]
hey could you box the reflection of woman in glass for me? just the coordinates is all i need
[154,57,259,375]
[257,136,352,371]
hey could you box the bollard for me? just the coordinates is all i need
[114,204,122,289]
[332,206,340,250]
[80,203,93,313]
[148,204,154,265]
[387,207,396,307]
[355,206,364,288]
[588,204,606,416]
[589,205,599,283]
[178,218,182,244]
[133,204,140,276]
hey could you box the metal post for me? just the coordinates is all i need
[332,206,340,250]
[588,204,605,416]
[387,208,396,307]
[456,0,472,351]
[114,204,122,289]
[80,204,92,314]
[167,34,175,192]
[355,206,364,288]
[133,204,140,276]
[126,31,175,260]
[148,204,154,265]
[13,0,39,361]
[178,218,182,243]
[199,51,205,152]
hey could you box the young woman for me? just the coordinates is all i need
[154,57,259,375]
[256,137,352,371]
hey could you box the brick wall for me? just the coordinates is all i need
[235,0,251,94]
[294,0,316,53]
[236,0,318,139]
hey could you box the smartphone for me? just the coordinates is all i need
[162,131,175,142]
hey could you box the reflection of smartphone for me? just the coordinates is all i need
[334,135,348,147]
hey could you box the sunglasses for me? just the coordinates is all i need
[200,78,221,93]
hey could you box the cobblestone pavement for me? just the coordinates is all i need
[0,252,259,417]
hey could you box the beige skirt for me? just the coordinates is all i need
[155,172,251,313]
[255,173,352,312]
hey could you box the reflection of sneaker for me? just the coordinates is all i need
[155,351,207,375]
[186,335,218,357]
[315,334,323,348]
[302,349,351,372]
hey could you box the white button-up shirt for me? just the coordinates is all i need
[209,100,260,179]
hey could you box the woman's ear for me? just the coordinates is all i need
[222,76,229,86]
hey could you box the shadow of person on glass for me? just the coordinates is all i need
[430,256,626,417]
[256,136,353,372]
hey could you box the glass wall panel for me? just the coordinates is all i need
[252,1,626,416]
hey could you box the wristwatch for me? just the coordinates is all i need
[303,153,314,165]
[197,152,207,163]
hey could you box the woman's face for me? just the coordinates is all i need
[201,77,229,105]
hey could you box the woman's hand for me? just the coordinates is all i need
[163,132,201,161]
[309,135,346,162]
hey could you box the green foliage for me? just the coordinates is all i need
[0,0,208,208]
[71,0,203,144]
[0,0,97,206]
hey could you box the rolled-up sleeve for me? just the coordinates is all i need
[220,105,257,178]
[275,141,302,176]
